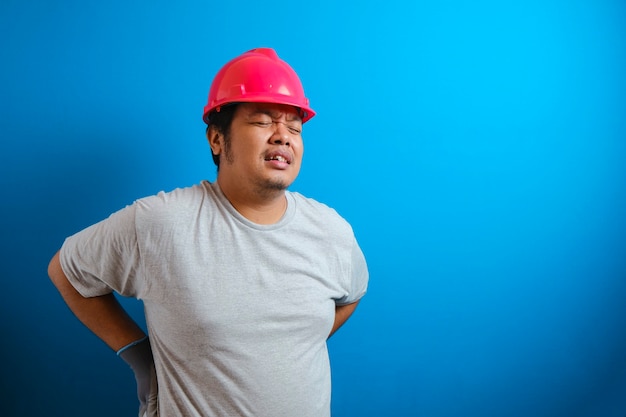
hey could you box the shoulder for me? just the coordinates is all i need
[289,191,354,236]
[134,182,211,221]
[137,182,209,207]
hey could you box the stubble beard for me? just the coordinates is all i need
[222,137,291,198]
[256,177,289,195]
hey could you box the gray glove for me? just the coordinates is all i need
[118,337,158,417]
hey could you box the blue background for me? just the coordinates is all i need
[2,1,626,416]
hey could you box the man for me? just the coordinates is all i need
[48,47,369,417]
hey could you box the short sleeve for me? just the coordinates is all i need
[336,237,369,306]
[59,203,142,298]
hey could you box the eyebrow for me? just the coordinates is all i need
[248,108,302,123]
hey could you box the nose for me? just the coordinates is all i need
[270,121,290,145]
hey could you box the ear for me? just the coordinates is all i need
[206,126,223,156]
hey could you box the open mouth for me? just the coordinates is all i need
[265,155,288,163]
[264,153,291,164]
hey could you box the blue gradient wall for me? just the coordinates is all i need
[2,1,625,416]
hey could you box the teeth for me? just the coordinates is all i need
[269,155,287,162]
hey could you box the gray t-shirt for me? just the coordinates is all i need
[60,181,368,417]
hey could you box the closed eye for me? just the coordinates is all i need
[251,121,301,135]
[253,121,273,127]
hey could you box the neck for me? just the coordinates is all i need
[217,177,288,225]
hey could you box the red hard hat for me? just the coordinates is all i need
[202,48,315,124]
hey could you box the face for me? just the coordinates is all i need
[209,102,304,196]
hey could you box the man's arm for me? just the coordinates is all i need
[49,250,158,415]
[47,250,146,351]
[328,301,360,338]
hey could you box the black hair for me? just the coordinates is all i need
[205,103,239,169]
